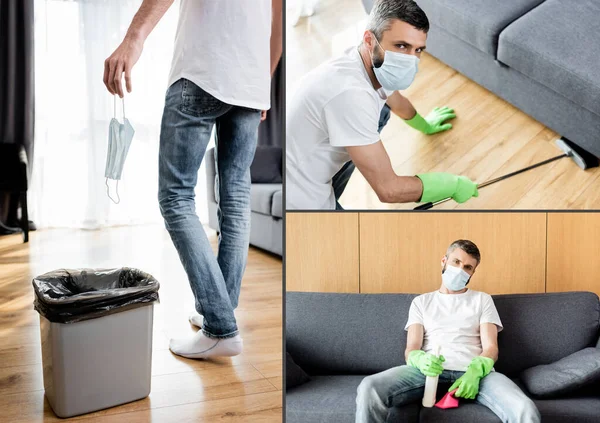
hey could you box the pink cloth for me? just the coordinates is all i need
[435,389,460,409]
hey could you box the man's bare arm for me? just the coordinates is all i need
[104,0,175,97]
[270,0,283,76]
[346,141,423,203]
[386,91,417,120]
[480,323,499,362]
[405,324,424,362]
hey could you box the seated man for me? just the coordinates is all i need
[355,239,541,423]
[286,0,478,210]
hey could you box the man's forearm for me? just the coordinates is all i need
[388,93,417,120]
[377,175,423,204]
[270,0,283,76]
[479,347,498,363]
[126,0,175,43]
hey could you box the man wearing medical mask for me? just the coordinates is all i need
[103,0,283,359]
[355,240,540,423]
[286,0,478,210]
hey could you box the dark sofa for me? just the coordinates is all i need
[286,291,600,422]
[362,0,600,157]
[205,147,282,255]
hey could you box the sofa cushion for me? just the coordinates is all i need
[250,184,280,216]
[415,0,544,56]
[492,292,600,378]
[498,0,600,117]
[286,292,417,375]
[415,402,501,423]
[532,396,600,423]
[287,375,419,423]
[520,348,600,398]
[287,352,311,390]
[286,375,362,423]
[250,146,282,183]
[271,190,282,218]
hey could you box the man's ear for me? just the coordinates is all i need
[363,30,375,50]
[441,255,447,269]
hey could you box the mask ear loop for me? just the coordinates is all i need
[114,95,126,121]
[369,32,381,67]
[105,178,121,204]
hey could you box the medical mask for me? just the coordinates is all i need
[105,96,134,204]
[370,35,419,91]
[442,264,471,292]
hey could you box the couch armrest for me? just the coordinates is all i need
[205,147,216,203]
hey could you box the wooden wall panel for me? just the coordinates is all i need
[285,213,359,293]
[359,213,546,295]
[547,213,600,296]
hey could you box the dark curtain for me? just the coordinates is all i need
[257,56,284,147]
[0,0,35,225]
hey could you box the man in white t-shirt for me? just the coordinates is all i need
[286,0,479,210]
[103,0,283,359]
[355,240,541,423]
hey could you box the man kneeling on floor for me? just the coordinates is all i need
[355,239,541,423]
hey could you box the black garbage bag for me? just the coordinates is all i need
[33,267,160,324]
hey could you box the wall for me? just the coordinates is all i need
[285,212,600,297]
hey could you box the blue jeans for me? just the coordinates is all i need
[333,104,391,210]
[355,365,541,423]
[158,78,261,339]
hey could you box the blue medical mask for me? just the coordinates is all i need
[370,35,419,91]
[442,264,471,292]
[105,96,134,204]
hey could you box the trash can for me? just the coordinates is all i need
[33,267,160,418]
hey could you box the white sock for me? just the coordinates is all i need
[169,331,243,359]
[189,312,203,328]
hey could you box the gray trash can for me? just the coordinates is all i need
[33,268,160,418]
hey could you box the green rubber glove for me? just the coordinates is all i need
[405,107,456,135]
[416,172,478,204]
[449,356,495,399]
[407,350,446,377]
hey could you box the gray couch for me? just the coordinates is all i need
[286,291,600,422]
[205,147,282,256]
[362,0,600,157]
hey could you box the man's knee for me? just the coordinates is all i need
[158,193,194,222]
[519,397,541,421]
[357,376,377,399]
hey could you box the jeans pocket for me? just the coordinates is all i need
[180,78,225,116]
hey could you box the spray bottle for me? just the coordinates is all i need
[422,345,442,408]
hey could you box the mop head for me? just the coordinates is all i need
[435,388,460,409]
[555,138,599,170]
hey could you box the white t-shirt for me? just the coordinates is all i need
[168,0,272,110]
[286,47,392,210]
[404,289,503,372]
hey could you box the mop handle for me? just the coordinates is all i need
[414,153,568,210]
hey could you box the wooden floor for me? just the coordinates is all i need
[0,226,282,422]
[287,0,600,210]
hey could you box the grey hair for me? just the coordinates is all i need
[366,0,430,41]
[446,239,481,264]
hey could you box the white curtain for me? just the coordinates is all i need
[288,0,319,26]
[31,0,213,229]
